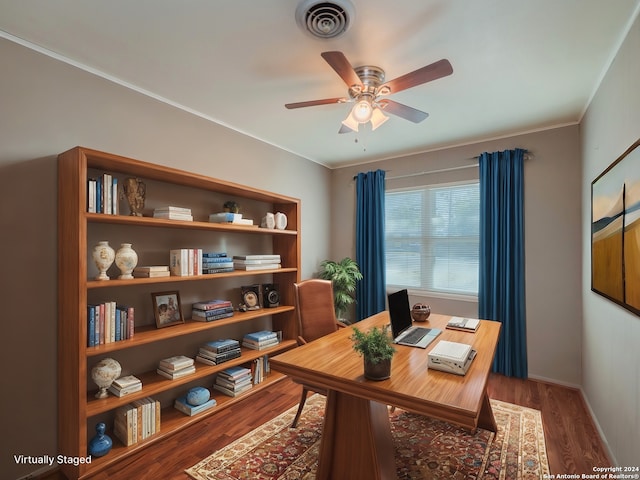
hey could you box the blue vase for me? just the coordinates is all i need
[88,422,112,457]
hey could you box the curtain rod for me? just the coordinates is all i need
[353,150,532,181]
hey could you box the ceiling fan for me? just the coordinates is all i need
[285,51,453,133]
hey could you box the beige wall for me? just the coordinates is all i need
[0,38,331,479]
[580,13,640,466]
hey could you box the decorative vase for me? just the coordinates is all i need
[363,358,391,381]
[91,358,121,399]
[115,243,138,279]
[411,303,431,322]
[88,422,112,457]
[92,241,115,281]
[274,212,288,230]
[187,386,210,406]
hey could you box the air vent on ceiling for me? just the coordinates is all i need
[295,0,355,39]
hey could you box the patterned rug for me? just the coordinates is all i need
[186,394,549,480]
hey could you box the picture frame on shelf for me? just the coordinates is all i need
[152,291,184,328]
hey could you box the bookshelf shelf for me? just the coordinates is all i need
[58,146,301,479]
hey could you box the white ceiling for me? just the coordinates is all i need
[1,0,639,168]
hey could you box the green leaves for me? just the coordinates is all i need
[350,325,395,364]
[318,257,363,319]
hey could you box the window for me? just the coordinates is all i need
[385,181,480,296]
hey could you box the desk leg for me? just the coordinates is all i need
[317,390,397,480]
[477,391,498,432]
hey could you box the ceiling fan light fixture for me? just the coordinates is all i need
[351,98,373,123]
[370,107,389,131]
[341,111,359,132]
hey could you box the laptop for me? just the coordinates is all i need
[387,289,441,348]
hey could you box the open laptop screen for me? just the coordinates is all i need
[387,289,413,338]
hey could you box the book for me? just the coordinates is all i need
[112,375,142,389]
[202,252,228,258]
[232,254,281,261]
[446,317,481,332]
[108,382,142,397]
[169,249,190,276]
[202,267,235,274]
[218,365,252,381]
[232,258,281,265]
[233,263,282,271]
[192,305,234,316]
[156,365,196,379]
[159,355,194,371]
[191,311,234,322]
[200,338,240,353]
[195,348,241,365]
[154,206,192,214]
[133,270,171,278]
[242,338,279,350]
[243,330,278,342]
[213,382,252,397]
[134,265,170,273]
[209,212,242,223]
[174,396,217,416]
[192,299,233,310]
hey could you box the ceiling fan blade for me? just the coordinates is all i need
[285,97,346,109]
[321,51,362,88]
[380,59,453,94]
[338,124,355,134]
[378,99,429,123]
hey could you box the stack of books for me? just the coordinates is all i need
[242,330,280,350]
[196,339,241,365]
[153,206,193,221]
[213,366,253,397]
[191,299,234,322]
[209,212,254,226]
[174,394,217,417]
[156,355,196,380]
[202,252,234,274]
[133,265,170,278]
[232,254,282,271]
[251,355,270,385]
[113,397,160,446]
[87,173,118,215]
[169,248,203,276]
[108,375,142,397]
[446,317,480,332]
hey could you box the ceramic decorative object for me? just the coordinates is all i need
[115,243,138,279]
[274,212,288,230]
[122,177,146,216]
[88,422,112,457]
[186,386,210,406]
[261,212,275,229]
[411,303,431,322]
[91,358,122,399]
[92,241,115,281]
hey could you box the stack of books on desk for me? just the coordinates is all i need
[232,255,281,271]
[213,366,253,397]
[108,375,142,397]
[196,339,241,365]
[242,330,280,350]
[154,206,193,221]
[156,355,196,380]
[191,299,234,322]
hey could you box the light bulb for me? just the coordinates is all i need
[351,99,373,123]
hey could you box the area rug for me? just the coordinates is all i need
[186,394,549,480]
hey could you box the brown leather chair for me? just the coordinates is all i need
[290,278,346,428]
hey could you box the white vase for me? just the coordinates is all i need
[92,241,115,281]
[91,358,121,399]
[115,243,138,279]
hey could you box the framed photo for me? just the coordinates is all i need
[152,291,184,328]
[591,138,640,317]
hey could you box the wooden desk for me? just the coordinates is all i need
[270,311,501,480]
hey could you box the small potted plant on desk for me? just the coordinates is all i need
[351,325,396,381]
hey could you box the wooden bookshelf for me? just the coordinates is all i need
[57,146,301,479]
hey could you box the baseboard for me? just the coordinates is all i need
[577,387,617,466]
[527,374,616,466]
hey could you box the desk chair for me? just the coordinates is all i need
[290,279,346,428]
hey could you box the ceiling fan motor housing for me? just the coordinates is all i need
[295,0,355,39]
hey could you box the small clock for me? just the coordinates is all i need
[241,285,261,310]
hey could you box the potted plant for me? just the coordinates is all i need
[318,257,363,322]
[350,325,396,381]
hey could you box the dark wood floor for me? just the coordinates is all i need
[45,374,611,480]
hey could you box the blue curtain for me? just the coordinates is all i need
[478,149,527,378]
[355,170,387,321]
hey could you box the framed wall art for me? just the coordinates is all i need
[591,138,640,316]
[152,291,184,328]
